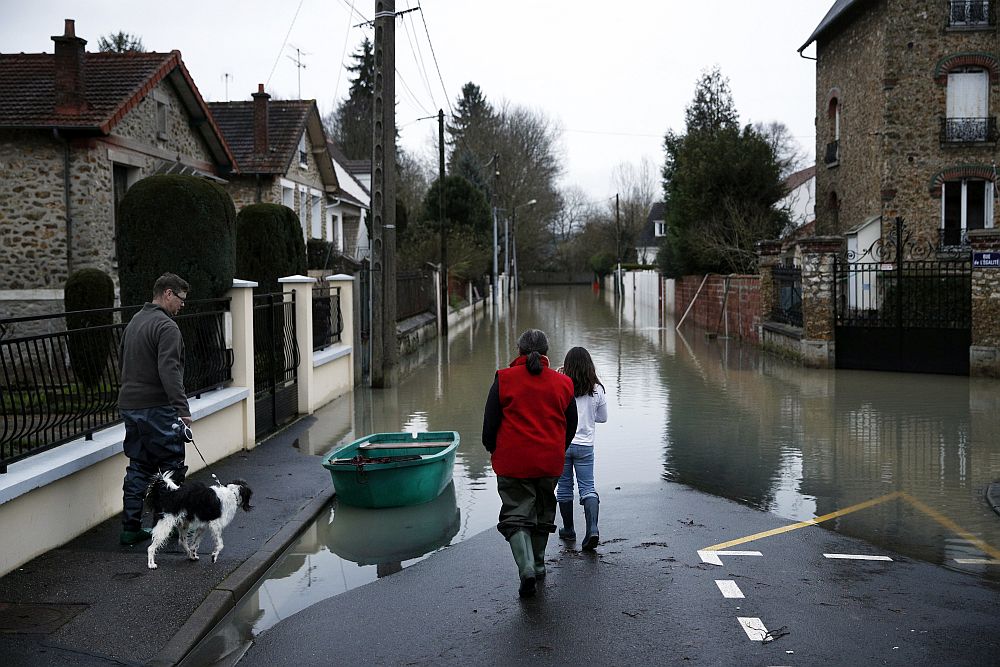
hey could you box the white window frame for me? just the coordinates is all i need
[654,221,666,237]
[941,178,995,243]
[299,134,309,169]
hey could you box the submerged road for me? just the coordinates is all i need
[240,480,1000,666]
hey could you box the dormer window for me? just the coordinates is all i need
[299,134,308,168]
[654,221,666,237]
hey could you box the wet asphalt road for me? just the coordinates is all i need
[241,480,1000,667]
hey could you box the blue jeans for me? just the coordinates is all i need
[556,444,598,503]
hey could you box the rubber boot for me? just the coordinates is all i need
[531,532,548,578]
[582,496,600,551]
[508,530,536,597]
[558,501,576,541]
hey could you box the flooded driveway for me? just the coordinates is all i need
[186,285,1000,665]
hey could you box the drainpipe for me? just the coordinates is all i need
[54,128,73,270]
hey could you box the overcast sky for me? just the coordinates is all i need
[2,1,832,199]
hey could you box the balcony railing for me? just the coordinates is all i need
[948,0,994,27]
[940,116,998,143]
[824,140,839,166]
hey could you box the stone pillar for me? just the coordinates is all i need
[228,279,258,449]
[969,229,1000,377]
[797,236,845,368]
[756,240,783,326]
[279,275,317,415]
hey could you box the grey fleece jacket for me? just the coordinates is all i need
[117,303,190,417]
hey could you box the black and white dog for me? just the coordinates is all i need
[145,471,253,569]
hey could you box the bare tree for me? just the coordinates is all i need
[683,197,784,274]
[754,120,807,179]
[609,157,658,263]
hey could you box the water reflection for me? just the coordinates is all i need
[190,285,1000,665]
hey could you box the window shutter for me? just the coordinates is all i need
[947,71,988,118]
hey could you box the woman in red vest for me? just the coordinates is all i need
[482,329,578,598]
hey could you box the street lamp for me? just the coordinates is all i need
[510,199,537,294]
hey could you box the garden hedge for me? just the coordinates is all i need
[236,203,306,293]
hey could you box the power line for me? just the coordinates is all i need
[265,0,307,88]
[333,0,361,105]
[415,2,453,116]
[402,1,436,108]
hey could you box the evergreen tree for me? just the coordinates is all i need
[446,82,497,196]
[327,38,375,161]
[98,31,145,53]
[661,67,789,277]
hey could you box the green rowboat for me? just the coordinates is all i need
[321,431,459,508]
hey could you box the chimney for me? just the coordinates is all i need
[52,19,88,115]
[252,84,270,156]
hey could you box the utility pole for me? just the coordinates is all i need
[371,0,397,387]
[438,108,448,338]
[491,153,500,311]
[615,193,621,296]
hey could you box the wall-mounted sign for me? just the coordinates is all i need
[972,252,1000,268]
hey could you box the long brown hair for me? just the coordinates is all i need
[562,346,603,397]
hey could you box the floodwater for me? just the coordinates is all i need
[185,285,1000,666]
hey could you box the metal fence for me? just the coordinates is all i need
[396,270,434,320]
[770,266,803,327]
[312,286,343,352]
[0,299,232,472]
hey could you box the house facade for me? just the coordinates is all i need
[209,86,339,245]
[327,141,371,261]
[0,20,234,316]
[802,0,998,251]
[635,202,667,265]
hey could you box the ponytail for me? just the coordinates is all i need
[525,351,543,375]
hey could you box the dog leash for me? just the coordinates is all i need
[174,420,222,486]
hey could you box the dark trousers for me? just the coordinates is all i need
[496,476,559,540]
[120,406,187,531]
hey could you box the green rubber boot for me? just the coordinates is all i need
[531,532,548,578]
[508,530,536,597]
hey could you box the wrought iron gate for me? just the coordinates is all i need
[834,218,971,375]
[253,292,299,438]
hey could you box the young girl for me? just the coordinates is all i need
[557,346,608,550]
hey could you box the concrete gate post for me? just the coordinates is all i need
[969,228,1000,378]
[797,236,845,368]
[756,240,783,327]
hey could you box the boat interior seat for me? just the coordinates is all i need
[359,441,451,450]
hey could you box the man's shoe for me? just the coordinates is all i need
[119,528,152,546]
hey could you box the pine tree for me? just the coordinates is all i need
[446,82,497,194]
[98,32,145,53]
[328,38,375,161]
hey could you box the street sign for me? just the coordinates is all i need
[972,251,1000,268]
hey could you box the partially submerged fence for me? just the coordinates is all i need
[396,270,434,320]
[0,299,232,472]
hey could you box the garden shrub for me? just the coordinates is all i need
[117,175,236,307]
[235,203,306,293]
[64,268,115,387]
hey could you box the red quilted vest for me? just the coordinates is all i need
[491,355,575,478]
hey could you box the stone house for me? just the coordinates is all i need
[800,0,998,253]
[0,19,235,316]
[208,87,341,247]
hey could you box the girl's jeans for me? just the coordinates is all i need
[556,444,598,503]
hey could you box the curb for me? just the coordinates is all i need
[148,488,335,666]
[988,482,1000,516]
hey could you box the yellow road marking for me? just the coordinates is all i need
[701,489,1000,562]
[701,492,903,552]
[899,492,1000,562]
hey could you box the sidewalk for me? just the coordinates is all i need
[0,415,334,666]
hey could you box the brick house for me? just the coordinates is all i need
[0,20,235,316]
[800,0,998,252]
[208,87,342,247]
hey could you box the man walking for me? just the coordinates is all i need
[118,273,191,546]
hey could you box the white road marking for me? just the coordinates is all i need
[737,616,769,641]
[698,550,763,565]
[715,579,745,598]
[954,558,1000,565]
[823,553,892,561]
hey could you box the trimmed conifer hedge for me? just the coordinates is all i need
[235,203,306,292]
[116,175,236,306]
[64,268,115,386]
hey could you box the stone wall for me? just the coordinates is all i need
[816,0,999,242]
[0,79,222,293]
[814,1,886,235]
[970,229,1000,376]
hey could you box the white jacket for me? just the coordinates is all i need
[571,384,607,446]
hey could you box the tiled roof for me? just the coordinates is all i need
[783,165,816,193]
[208,99,313,174]
[0,50,234,168]
[799,0,863,53]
